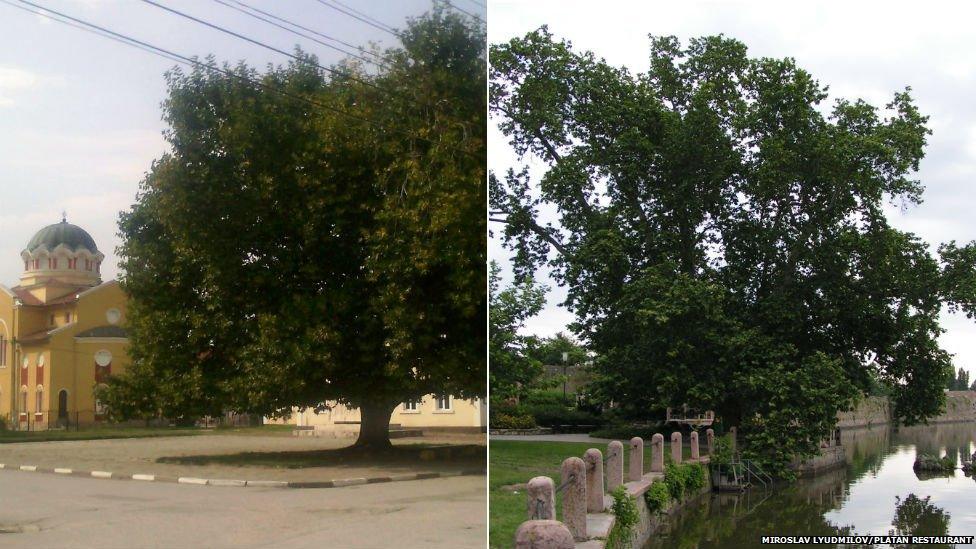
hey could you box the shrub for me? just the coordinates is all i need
[524,402,602,428]
[643,480,670,514]
[606,485,638,548]
[491,413,537,430]
[685,463,706,492]
[589,422,665,440]
[664,462,687,500]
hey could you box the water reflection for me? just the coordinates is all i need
[646,422,976,548]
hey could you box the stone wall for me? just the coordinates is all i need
[836,391,976,429]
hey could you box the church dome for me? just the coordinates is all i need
[25,219,99,253]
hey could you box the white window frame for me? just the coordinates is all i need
[434,394,453,413]
[402,399,421,414]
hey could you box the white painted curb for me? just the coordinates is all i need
[332,478,368,487]
[209,479,246,487]
[54,468,73,474]
[20,465,36,472]
[245,480,288,488]
[178,477,208,485]
[132,474,155,481]
[91,471,112,478]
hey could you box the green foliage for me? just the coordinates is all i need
[913,453,955,472]
[711,435,733,466]
[663,461,707,502]
[104,7,486,449]
[522,402,603,428]
[590,422,665,440]
[491,413,537,430]
[527,332,588,366]
[888,494,951,549]
[946,367,970,390]
[490,28,962,473]
[0,414,7,431]
[607,485,639,548]
[490,261,548,402]
[643,480,671,514]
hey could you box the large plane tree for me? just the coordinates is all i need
[104,7,485,449]
[490,29,976,474]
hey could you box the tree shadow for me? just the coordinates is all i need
[155,443,486,471]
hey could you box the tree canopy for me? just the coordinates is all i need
[104,7,486,448]
[489,261,546,402]
[490,28,976,473]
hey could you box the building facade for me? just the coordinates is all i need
[276,395,487,436]
[0,218,128,429]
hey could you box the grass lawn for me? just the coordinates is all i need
[489,439,693,548]
[0,424,293,444]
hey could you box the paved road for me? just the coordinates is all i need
[0,470,486,548]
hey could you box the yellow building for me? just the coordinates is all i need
[0,218,129,429]
[277,395,487,436]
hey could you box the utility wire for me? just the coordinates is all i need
[212,0,390,71]
[4,0,478,159]
[140,0,394,98]
[443,0,483,24]
[460,0,485,9]
[313,0,399,37]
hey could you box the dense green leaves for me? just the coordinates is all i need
[489,261,546,401]
[490,29,971,472]
[104,7,485,447]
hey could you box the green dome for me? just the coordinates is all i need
[26,220,99,253]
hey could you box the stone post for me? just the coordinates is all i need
[706,428,715,456]
[629,437,644,481]
[606,441,624,492]
[690,431,700,460]
[671,431,682,464]
[515,520,575,549]
[526,476,555,520]
[650,433,664,472]
[583,448,605,513]
[560,457,586,541]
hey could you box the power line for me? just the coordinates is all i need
[212,0,390,71]
[140,0,394,99]
[443,0,484,24]
[460,0,485,9]
[313,0,399,37]
[3,0,478,159]
[4,1,375,126]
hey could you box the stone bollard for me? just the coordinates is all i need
[629,437,644,481]
[607,441,624,492]
[706,429,715,456]
[526,476,555,520]
[583,448,605,513]
[650,433,664,472]
[690,431,700,460]
[515,520,575,549]
[561,457,587,540]
[671,432,682,464]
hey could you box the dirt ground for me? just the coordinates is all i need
[0,433,486,482]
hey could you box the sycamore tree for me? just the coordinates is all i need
[490,28,976,474]
[104,7,485,449]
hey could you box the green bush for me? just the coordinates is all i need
[606,485,639,548]
[663,461,707,501]
[643,480,670,514]
[589,422,665,440]
[0,414,7,431]
[524,402,603,428]
[492,413,537,430]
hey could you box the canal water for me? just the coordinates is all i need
[646,422,976,548]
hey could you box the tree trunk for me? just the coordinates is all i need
[353,400,396,451]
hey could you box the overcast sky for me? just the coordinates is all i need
[488,0,976,378]
[0,0,484,285]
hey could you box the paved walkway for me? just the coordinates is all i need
[0,433,485,484]
[0,469,485,548]
[490,434,613,443]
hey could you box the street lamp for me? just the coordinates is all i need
[561,351,569,400]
